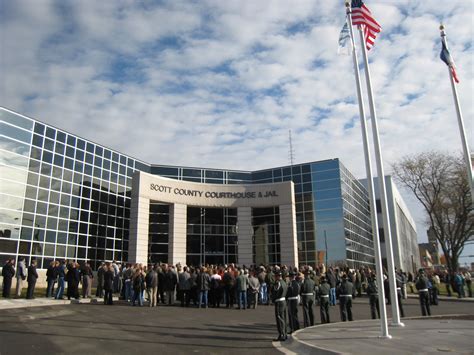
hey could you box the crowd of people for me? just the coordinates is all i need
[1,257,472,340]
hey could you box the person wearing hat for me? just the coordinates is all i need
[337,273,355,322]
[271,271,288,341]
[286,270,300,334]
[317,275,331,324]
[300,270,316,327]
[415,269,431,316]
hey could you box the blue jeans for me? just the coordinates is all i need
[55,277,65,299]
[132,290,143,306]
[124,280,132,301]
[259,283,268,304]
[199,290,208,307]
[330,287,336,306]
[239,291,247,309]
[46,280,55,298]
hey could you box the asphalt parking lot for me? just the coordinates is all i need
[0,297,472,355]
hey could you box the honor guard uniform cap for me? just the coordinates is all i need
[275,271,282,277]
[289,271,296,277]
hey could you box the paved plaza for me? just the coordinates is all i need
[0,297,472,355]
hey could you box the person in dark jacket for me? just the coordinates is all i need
[46,261,58,298]
[103,263,115,305]
[96,262,105,298]
[318,276,331,324]
[26,259,39,299]
[66,262,80,300]
[145,266,158,307]
[197,267,210,308]
[337,273,355,322]
[55,260,66,299]
[286,271,300,333]
[131,268,145,306]
[415,269,431,316]
[157,265,166,304]
[2,259,15,298]
[164,267,178,305]
[366,273,380,319]
[271,271,288,341]
[81,262,94,298]
[300,270,316,327]
[326,268,337,306]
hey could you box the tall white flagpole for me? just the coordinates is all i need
[345,2,390,338]
[357,27,404,327]
[440,24,474,203]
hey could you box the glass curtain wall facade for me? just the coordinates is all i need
[0,109,149,269]
[148,202,170,264]
[1,108,375,270]
[252,207,280,265]
[186,207,238,266]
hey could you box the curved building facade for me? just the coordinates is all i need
[0,107,375,270]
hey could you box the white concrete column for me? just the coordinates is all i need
[169,203,187,265]
[237,207,253,266]
[129,175,150,265]
[279,203,298,267]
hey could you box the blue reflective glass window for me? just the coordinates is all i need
[65,158,74,170]
[40,162,52,176]
[85,152,93,164]
[291,165,301,175]
[312,169,340,181]
[302,173,311,182]
[183,169,202,178]
[314,188,341,200]
[0,110,33,130]
[0,122,32,144]
[103,159,110,170]
[112,152,119,162]
[103,149,111,160]
[205,170,223,179]
[75,149,84,161]
[315,208,342,220]
[0,135,30,156]
[76,139,85,150]
[56,131,66,143]
[312,160,339,172]
[84,164,93,176]
[252,170,272,180]
[273,169,282,177]
[95,145,103,156]
[66,146,74,158]
[42,150,53,163]
[53,154,64,167]
[55,142,65,155]
[302,164,311,173]
[94,156,102,167]
[120,155,126,165]
[32,134,43,147]
[45,127,55,139]
[74,161,83,172]
[313,179,340,191]
[67,135,76,147]
[282,167,291,176]
[315,198,342,210]
[227,171,251,180]
[44,138,54,151]
[86,142,94,153]
[34,122,45,135]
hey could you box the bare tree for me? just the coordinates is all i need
[392,151,473,274]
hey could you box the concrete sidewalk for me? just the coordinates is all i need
[275,317,474,355]
[407,294,474,302]
[0,297,117,310]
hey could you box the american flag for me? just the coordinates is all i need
[440,41,460,83]
[351,0,382,50]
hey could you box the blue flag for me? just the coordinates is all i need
[338,22,352,56]
[440,41,459,83]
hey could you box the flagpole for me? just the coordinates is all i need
[357,26,404,327]
[345,1,390,338]
[440,24,474,202]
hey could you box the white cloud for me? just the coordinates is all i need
[0,0,473,243]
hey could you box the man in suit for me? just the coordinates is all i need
[2,259,15,298]
[26,259,38,299]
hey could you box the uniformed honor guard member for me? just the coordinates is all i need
[272,271,288,341]
[415,269,431,316]
[395,272,405,318]
[318,276,331,324]
[300,270,316,327]
[337,273,355,322]
[366,273,380,319]
[286,271,300,334]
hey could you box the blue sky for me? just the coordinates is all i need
[1,0,473,263]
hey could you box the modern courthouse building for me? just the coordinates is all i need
[0,107,416,271]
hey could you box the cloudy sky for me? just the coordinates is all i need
[1,0,473,260]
